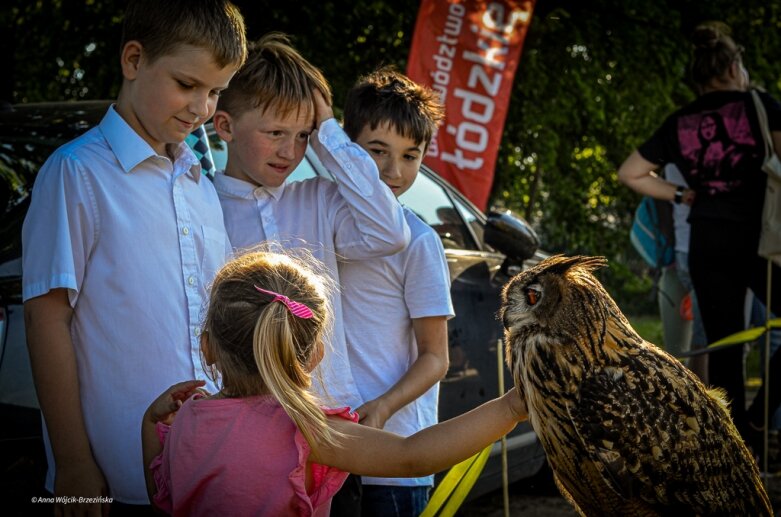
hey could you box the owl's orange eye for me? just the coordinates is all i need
[526,287,541,306]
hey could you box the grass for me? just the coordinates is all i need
[627,314,664,348]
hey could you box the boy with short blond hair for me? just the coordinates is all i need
[212,34,410,412]
[340,66,453,516]
[22,0,246,511]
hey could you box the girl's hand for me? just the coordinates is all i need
[504,388,528,421]
[313,88,334,129]
[145,380,206,425]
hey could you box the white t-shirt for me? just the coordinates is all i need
[340,207,455,487]
[22,106,230,503]
[214,118,410,410]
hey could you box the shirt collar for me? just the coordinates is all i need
[99,105,202,182]
[213,171,286,201]
[167,141,202,183]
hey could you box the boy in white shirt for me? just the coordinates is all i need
[21,1,246,512]
[211,33,410,412]
[340,67,454,516]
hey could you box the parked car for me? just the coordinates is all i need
[0,101,548,500]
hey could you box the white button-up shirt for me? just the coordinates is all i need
[215,118,410,410]
[22,106,230,503]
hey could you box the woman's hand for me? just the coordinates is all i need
[681,188,696,206]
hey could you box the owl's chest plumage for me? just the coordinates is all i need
[515,334,584,455]
[519,341,663,513]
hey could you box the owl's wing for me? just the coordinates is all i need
[565,335,766,512]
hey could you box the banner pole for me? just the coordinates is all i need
[763,258,771,483]
[497,339,510,517]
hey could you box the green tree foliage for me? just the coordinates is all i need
[490,0,781,312]
[5,0,781,311]
[1,0,123,102]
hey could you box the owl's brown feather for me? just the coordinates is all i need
[501,255,771,516]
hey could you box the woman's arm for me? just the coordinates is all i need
[617,150,694,204]
[311,389,526,478]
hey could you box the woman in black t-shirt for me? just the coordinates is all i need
[618,22,781,458]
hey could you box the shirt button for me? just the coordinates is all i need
[194,326,201,336]
[188,276,196,285]
[182,227,190,236]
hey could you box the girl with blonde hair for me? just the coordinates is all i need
[142,250,526,516]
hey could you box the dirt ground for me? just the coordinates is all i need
[459,468,781,516]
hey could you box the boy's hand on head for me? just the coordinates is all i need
[313,89,334,129]
[145,380,207,425]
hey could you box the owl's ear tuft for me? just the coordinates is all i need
[538,255,608,276]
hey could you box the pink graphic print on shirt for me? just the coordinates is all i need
[677,100,759,195]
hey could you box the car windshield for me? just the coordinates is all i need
[400,173,478,251]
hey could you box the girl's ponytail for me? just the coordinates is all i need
[203,249,340,450]
[252,301,338,448]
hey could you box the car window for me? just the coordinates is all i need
[206,131,317,183]
[0,141,51,264]
[451,194,487,250]
[400,173,477,250]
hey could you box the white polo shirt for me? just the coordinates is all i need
[214,118,410,410]
[340,207,454,487]
[22,106,230,503]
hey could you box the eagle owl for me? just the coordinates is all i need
[500,255,771,516]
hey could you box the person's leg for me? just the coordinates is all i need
[689,220,753,434]
[361,485,431,517]
[676,251,708,382]
[658,266,691,360]
[746,255,781,452]
[747,297,781,424]
[747,346,781,428]
[746,252,781,431]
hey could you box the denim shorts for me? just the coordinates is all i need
[361,485,431,517]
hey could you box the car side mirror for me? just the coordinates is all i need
[484,209,539,263]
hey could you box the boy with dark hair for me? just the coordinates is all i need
[340,66,453,516]
[22,0,246,512]
[211,34,410,413]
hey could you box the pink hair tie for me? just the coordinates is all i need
[254,285,314,319]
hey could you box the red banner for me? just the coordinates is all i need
[406,0,535,211]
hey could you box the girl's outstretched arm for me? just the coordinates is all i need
[141,380,206,501]
[311,388,527,478]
